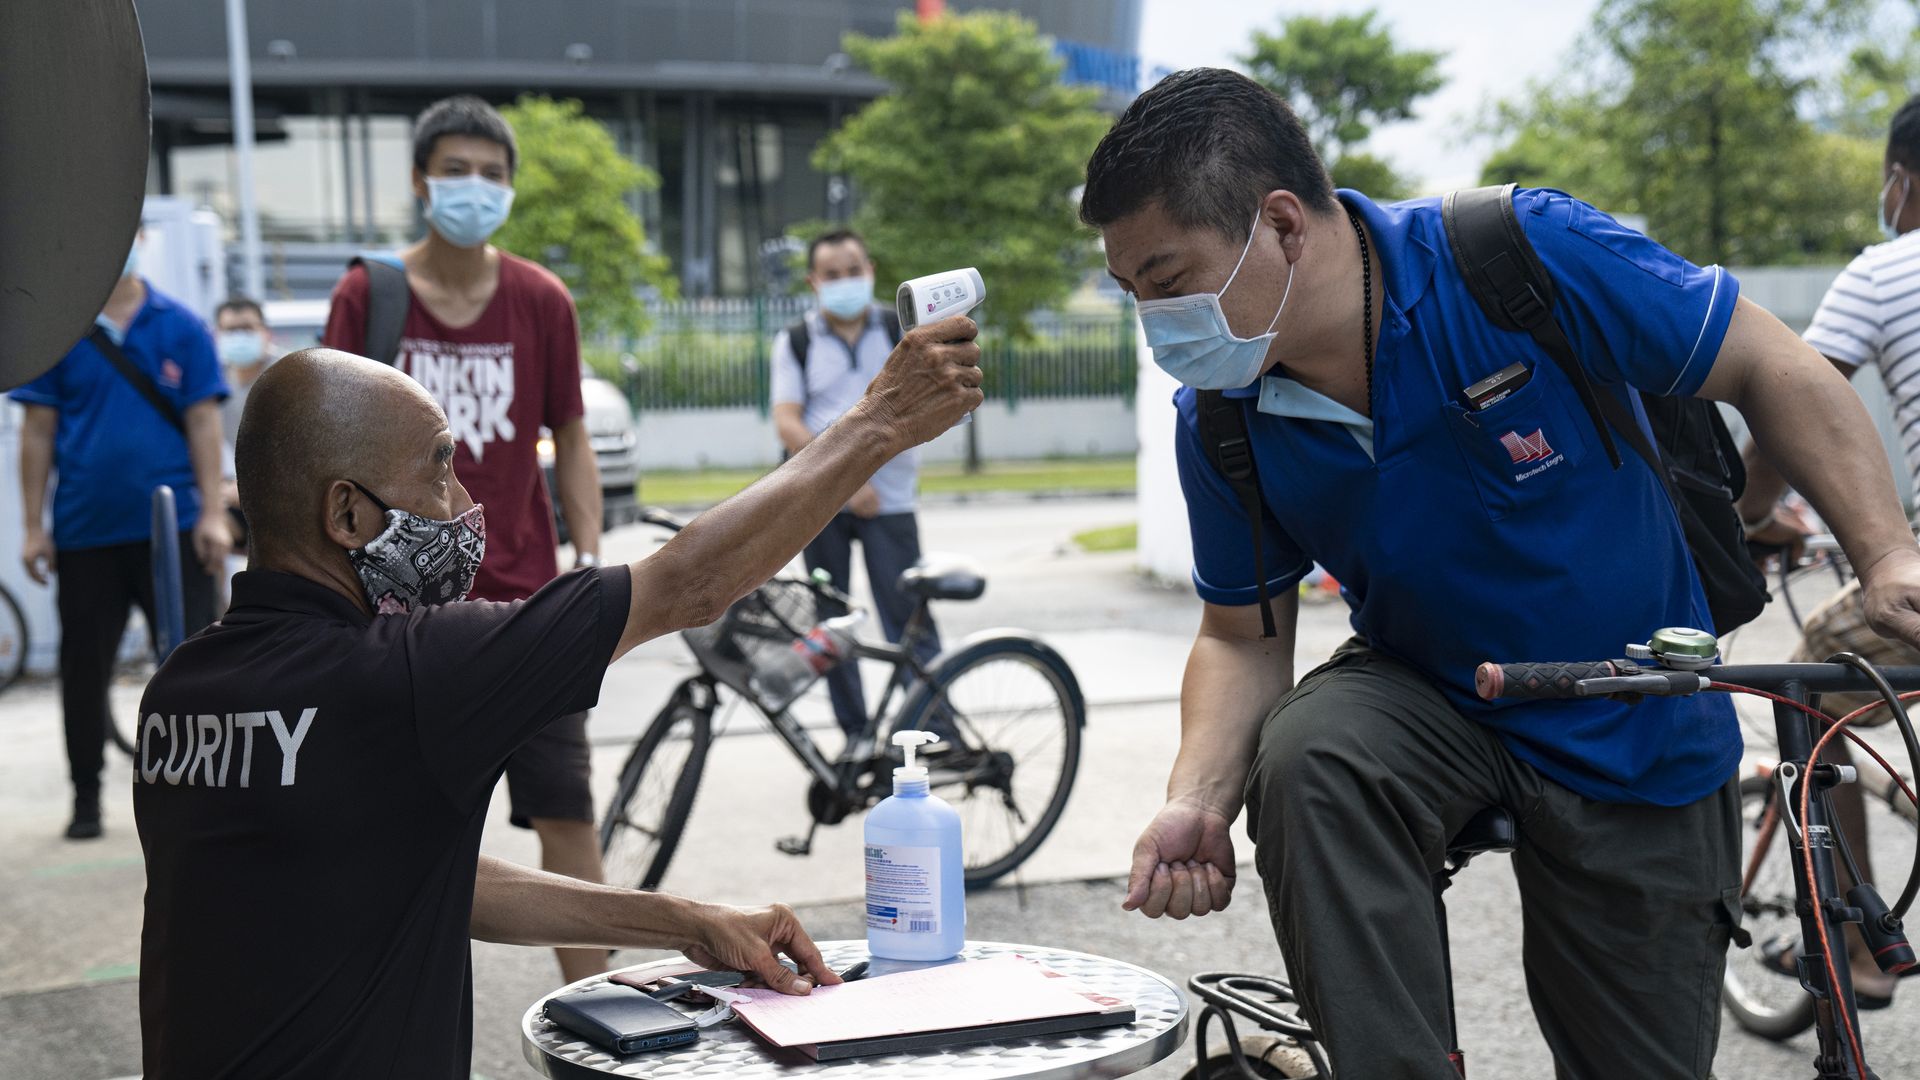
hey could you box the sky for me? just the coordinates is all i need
[1135,0,1603,193]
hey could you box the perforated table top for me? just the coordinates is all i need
[521,940,1188,1079]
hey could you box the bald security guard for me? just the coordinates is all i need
[132,318,982,1078]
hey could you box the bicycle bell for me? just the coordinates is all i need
[1630,627,1719,671]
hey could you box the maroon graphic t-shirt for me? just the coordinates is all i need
[324,252,585,602]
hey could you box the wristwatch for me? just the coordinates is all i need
[575,552,602,569]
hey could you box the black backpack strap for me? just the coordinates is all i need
[89,327,184,434]
[1441,185,1630,472]
[784,318,812,378]
[1196,389,1278,639]
[350,255,410,366]
[880,307,903,347]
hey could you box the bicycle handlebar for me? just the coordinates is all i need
[1477,659,1920,701]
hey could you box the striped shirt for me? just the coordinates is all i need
[1804,230,1920,487]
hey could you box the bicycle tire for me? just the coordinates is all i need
[599,685,712,892]
[895,633,1084,889]
[0,582,27,696]
[1723,774,1817,1040]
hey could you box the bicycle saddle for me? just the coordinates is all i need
[1446,806,1518,862]
[898,558,986,602]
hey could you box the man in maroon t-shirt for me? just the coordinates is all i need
[323,95,610,981]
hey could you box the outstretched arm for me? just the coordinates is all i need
[1701,298,1920,642]
[617,316,982,656]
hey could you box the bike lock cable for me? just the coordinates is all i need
[1827,652,1920,917]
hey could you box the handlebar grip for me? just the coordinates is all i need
[1475,661,1621,701]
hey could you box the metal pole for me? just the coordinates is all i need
[224,0,264,299]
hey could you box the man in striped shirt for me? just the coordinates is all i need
[1738,92,1920,1009]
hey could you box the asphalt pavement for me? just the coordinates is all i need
[3,495,1918,1078]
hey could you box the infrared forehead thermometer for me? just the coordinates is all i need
[896,268,985,426]
[897,267,985,330]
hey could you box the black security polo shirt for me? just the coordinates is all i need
[133,566,630,1079]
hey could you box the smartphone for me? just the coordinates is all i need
[544,984,700,1055]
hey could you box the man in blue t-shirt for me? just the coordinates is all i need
[1081,69,1920,1078]
[14,231,230,840]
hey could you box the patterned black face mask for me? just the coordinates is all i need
[345,481,486,614]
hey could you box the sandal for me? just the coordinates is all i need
[1760,934,1896,1010]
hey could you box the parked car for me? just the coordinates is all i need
[539,374,642,543]
[260,298,331,355]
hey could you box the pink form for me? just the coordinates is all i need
[726,956,1130,1048]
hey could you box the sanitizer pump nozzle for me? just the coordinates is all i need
[892,730,940,790]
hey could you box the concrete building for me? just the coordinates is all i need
[133,0,1142,299]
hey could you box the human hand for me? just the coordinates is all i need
[21,529,52,586]
[1122,796,1237,920]
[192,511,232,577]
[1747,503,1815,571]
[857,315,982,449]
[848,484,881,519]
[681,902,841,997]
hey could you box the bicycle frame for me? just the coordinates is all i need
[740,597,988,818]
[1719,667,1882,1080]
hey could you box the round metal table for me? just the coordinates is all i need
[521,940,1189,1079]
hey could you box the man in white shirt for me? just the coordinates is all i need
[1738,91,1920,1009]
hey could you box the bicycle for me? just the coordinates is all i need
[598,508,1087,893]
[1187,628,1920,1080]
[1720,537,1920,1041]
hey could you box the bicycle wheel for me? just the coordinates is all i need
[0,583,27,696]
[599,687,712,892]
[896,634,1084,889]
[1723,774,1817,1039]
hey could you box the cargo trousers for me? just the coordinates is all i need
[1243,638,1743,1079]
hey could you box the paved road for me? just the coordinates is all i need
[2,496,1917,1078]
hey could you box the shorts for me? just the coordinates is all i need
[1789,577,1917,722]
[505,711,593,829]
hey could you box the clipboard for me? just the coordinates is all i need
[798,1001,1136,1061]
[725,955,1137,1061]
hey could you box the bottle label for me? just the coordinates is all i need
[865,843,941,934]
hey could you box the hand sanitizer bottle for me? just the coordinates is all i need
[865,731,965,961]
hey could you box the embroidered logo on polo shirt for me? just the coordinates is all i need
[160,358,183,389]
[1499,428,1566,482]
[1500,428,1553,464]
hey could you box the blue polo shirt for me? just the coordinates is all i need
[12,281,226,550]
[1177,188,1741,807]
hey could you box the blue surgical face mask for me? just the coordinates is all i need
[424,175,515,248]
[1135,214,1292,391]
[218,329,268,366]
[1881,171,1910,242]
[122,239,142,280]
[817,275,874,319]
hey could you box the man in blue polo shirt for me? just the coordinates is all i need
[15,231,230,840]
[1082,69,1920,1078]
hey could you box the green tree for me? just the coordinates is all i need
[1481,0,1881,265]
[814,11,1109,335]
[494,95,675,340]
[1240,11,1445,199]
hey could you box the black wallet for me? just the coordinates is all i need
[544,984,701,1055]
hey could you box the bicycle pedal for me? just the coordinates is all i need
[775,836,813,857]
